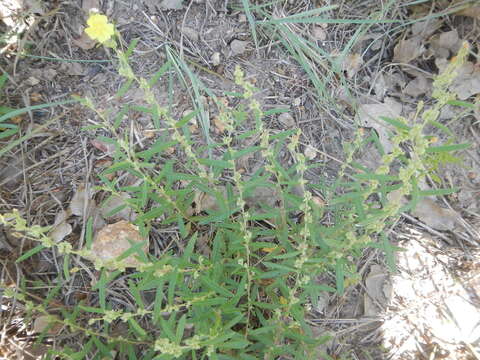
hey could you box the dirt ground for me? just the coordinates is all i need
[1,0,480,359]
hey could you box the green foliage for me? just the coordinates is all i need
[1,32,475,360]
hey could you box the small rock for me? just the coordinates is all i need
[238,14,247,23]
[304,145,317,160]
[211,52,221,66]
[312,25,327,41]
[231,39,248,56]
[278,112,295,128]
[90,221,148,269]
[26,76,40,86]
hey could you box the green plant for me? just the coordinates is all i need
[0,16,474,360]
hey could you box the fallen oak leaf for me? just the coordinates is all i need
[100,192,136,221]
[411,197,459,231]
[342,53,364,78]
[69,184,94,217]
[393,37,425,64]
[363,264,391,317]
[91,138,116,155]
[355,97,403,154]
[404,74,431,97]
[33,315,63,335]
[454,4,480,19]
[49,221,72,243]
[73,31,96,50]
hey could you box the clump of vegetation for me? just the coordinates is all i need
[0,13,473,360]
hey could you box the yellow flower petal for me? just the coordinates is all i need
[87,14,107,27]
[85,13,114,44]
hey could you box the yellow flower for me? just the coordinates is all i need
[85,14,114,44]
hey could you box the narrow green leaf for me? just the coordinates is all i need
[197,158,233,169]
[0,128,18,139]
[175,314,187,344]
[419,187,458,196]
[0,72,8,89]
[0,99,78,123]
[128,318,148,338]
[16,245,46,263]
[379,116,411,131]
[63,253,70,280]
[200,276,234,297]
[426,143,470,153]
[148,60,173,87]
[183,232,197,262]
[116,78,134,98]
[125,38,140,58]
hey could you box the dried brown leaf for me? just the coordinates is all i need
[393,37,425,64]
[100,192,135,221]
[33,315,62,335]
[245,186,281,209]
[412,198,458,231]
[193,188,226,214]
[364,264,391,316]
[60,62,84,76]
[73,31,96,50]
[455,4,480,19]
[91,138,116,155]
[450,62,480,100]
[231,40,249,56]
[404,75,431,97]
[355,98,403,153]
[49,221,72,243]
[342,53,364,78]
[278,112,295,128]
[429,30,461,59]
[69,184,93,217]
[213,116,226,133]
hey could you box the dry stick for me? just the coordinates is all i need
[179,0,195,61]
[401,212,458,245]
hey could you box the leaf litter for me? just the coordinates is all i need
[355,97,403,154]
[2,2,479,359]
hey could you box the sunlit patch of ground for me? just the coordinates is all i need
[382,227,480,359]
